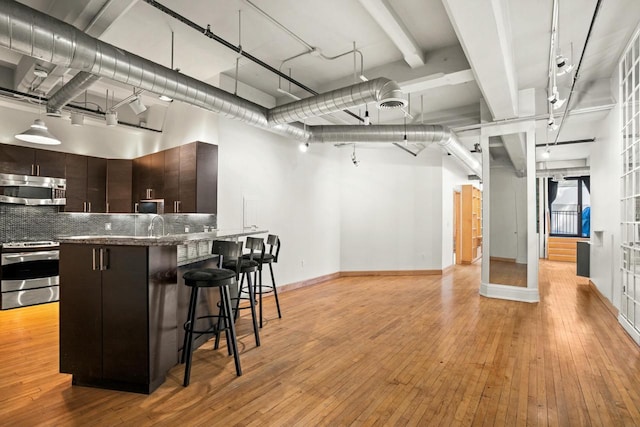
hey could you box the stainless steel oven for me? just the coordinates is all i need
[0,241,59,309]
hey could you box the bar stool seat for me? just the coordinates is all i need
[181,241,244,386]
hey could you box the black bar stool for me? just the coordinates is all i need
[221,236,262,347]
[243,234,282,327]
[181,240,243,386]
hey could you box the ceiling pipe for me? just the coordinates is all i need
[268,78,406,125]
[46,72,100,116]
[308,124,481,176]
[0,1,479,176]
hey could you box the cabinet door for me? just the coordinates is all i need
[64,154,88,212]
[179,143,197,212]
[195,142,218,213]
[149,151,165,200]
[132,155,151,202]
[35,149,66,178]
[0,144,34,175]
[87,157,107,213]
[101,246,149,384]
[59,244,103,380]
[106,159,132,213]
[163,147,180,213]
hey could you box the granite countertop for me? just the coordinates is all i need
[57,228,269,246]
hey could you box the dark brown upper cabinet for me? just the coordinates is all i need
[133,151,165,204]
[162,142,217,214]
[106,159,133,213]
[64,154,106,213]
[0,143,65,178]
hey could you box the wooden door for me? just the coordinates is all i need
[179,143,197,212]
[101,246,149,384]
[59,244,103,379]
[34,149,66,178]
[64,154,88,212]
[106,159,132,213]
[87,157,107,212]
[163,147,180,213]
[195,142,218,213]
[0,144,34,175]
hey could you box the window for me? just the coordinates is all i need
[548,176,590,237]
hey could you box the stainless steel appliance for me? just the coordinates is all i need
[1,241,60,309]
[137,199,165,214]
[0,173,66,206]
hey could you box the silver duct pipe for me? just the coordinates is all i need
[536,167,590,178]
[46,72,100,115]
[0,1,287,133]
[268,78,406,124]
[308,125,482,176]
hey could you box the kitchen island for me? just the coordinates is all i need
[57,229,267,394]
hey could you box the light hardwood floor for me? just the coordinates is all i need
[2,260,640,425]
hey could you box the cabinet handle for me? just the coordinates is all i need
[134,203,139,213]
[100,248,109,270]
[146,188,152,199]
[36,164,40,176]
[177,200,181,213]
[92,248,97,271]
[106,202,109,213]
[31,164,34,175]
[83,202,87,212]
[88,202,92,213]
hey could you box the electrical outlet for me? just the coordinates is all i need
[301,259,305,268]
[105,223,112,231]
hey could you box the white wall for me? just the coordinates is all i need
[590,105,621,307]
[489,165,527,263]
[217,117,342,286]
[339,146,444,271]
[441,153,476,268]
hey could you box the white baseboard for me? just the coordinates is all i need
[618,314,640,346]
[480,282,540,303]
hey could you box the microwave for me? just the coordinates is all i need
[0,173,66,206]
[137,199,165,214]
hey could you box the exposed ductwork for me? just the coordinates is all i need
[268,78,406,125]
[308,124,482,176]
[0,0,480,176]
[46,72,100,116]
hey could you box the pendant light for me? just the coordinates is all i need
[15,93,61,145]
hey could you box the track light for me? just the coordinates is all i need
[556,55,574,76]
[553,97,566,110]
[299,142,309,152]
[159,94,173,102]
[105,111,118,126]
[541,146,551,159]
[351,145,359,166]
[364,110,370,125]
[547,116,558,131]
[128,96,147,115]
[70,111,84,126]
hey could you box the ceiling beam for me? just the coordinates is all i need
[399,69,474,93]
[501,133,527,176]
[358,0,425,68]
[442,0,519,120]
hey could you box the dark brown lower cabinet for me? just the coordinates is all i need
[59,244,178,394]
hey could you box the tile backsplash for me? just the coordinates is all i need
[0,205,216,243]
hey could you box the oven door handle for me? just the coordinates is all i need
[1,251,59,265]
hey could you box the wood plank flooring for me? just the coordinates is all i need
[2,260,640,425]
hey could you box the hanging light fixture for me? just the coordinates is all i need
[15,93,61,145]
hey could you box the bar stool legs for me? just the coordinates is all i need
[269,263,282,319]
[182,283,241,387]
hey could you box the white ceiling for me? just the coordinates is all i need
[0,0,639,169]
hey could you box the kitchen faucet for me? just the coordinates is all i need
[148,215,165,237]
